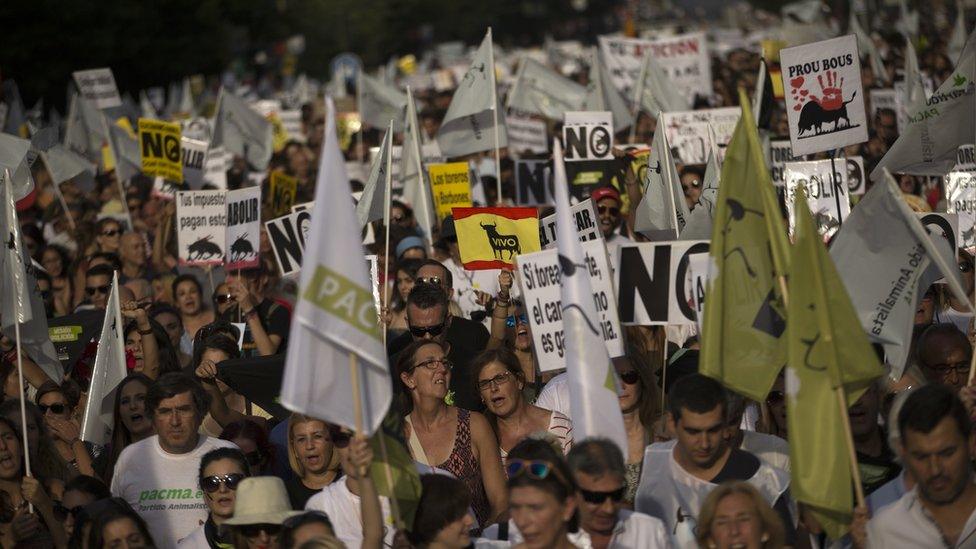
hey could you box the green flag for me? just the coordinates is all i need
[786,188,884,540]
[369,409,422,528]
[700,89,790,401]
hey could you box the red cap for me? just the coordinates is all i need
[590,186,621,205]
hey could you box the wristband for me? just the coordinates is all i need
[138,327,154,336]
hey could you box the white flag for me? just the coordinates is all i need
[40,145,96,185]
[401,87,436,241]
[437,29,508,158]
[552,139,626,452]
[280,97,391,435]
[105,117,142,183]
[359,73,408,131]
[139,90,156,119]
[211,88,274,171]
[356,122,393,228]
[903,39,929,111]
[633,53,692,119]
[80,272,126,445]
[507,57,586,120]
[178,78,195,116]
[849,8,888,84]
[583,49,634,131]
[896,0,920,37]
[634,124,689,239]
[950,0,969,66]
[679,149,720,241]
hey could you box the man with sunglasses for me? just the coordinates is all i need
[592,187,632,266]
[916,323,972,393]
[82,264,116,311]
[567,439,669,549]
[111,373,237,548]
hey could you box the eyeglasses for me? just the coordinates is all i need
[85,285,111,297]
[618,370,640,385]
[766,390,785,405]
[925,361,971,378]
[100,229,122,237]
[960,261,975,273]
[416,276,443,287]
[327,426,352,449]
[505,313,528,328]
[409,321,447,338]
[200,473,246,493]
[506,459,569,486]
[239,523,282,537]
[38,403,66,415]
[244,451,264,467]
[214,293,234,304]
[580,486,625,505]
[478,371,513,391]
[408,357,453,373]
[597,206,621,216]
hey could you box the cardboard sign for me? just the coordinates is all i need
[869,88,899,133]
[616,241,711,325]
[176,190,227,265]
[225,186,262,270]
[138,118,183,183]
[946,171,976,248]
[780,34,868,156]
[181,137,208,189]
[151,176,184,200]
[72,68,122,109]
[506,115,549,156]
[515,239,624,372]
[538,199,601,249]
[597,32,712,100]
[428,162,473,220]
[563,111,613,162]
[783,160,850,239]
[270,171,298,217]
[515,160,553,206]
[659,108,741,164]
[769,140,800,187]
[918,212,960,252]
[955,145,976,171]
[265,210,312,277]
[454,207,541,270]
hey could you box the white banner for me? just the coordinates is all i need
[784,159,851,239]
[615,240,711,326]
[176,190,227,265]
[659,107,741,165]
[265,209,312,277]
[506,115,549,156]
[598,32,712,100]
[946,171,976,248]
[72,68,122,109]
[563,111,613,162]
[225,186,262,270]
[539,198,601,248]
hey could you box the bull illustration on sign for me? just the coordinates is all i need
[229,234,256,262]
[791,71,860,138]
[187,236,222,260]
[481,221,521,260]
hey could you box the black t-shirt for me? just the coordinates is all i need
[222,298,291,357]
[285,475,322,510]
[386,316,490,357]
[711,448,798,547]
[857,440,902,496]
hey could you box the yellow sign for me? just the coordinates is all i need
[267,113,289,153]
[454,207,541,270]
[428,162,473,220]
[138,118,183,183]
[270,171,298,217]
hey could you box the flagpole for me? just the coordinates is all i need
[629,55,649,144]
[488,28,503,206]
[349,354,364,433]
[357,72,366,170]
[382,120,394,350]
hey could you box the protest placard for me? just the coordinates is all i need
[151,177,183,200]
[181,136,207,189]
[687,252,709,334]
[869,88,899,132]
[505,115,548,156]
[454,207,541,270]
[769,140,799,187]
[615,241,711,325]
[176,190,226,266]
[659,108,740,164]
[515,239,624,372]
[956,144,976,171]
[597,32,712,100]
[917,212,960,252]
[203,146,231,189]
[270,170,298,217]
[72,68,122,109]
[538,199,601,249]
[946,171,976,248]
[563,111,613,162]
[780,34,868,156]
[515,159,552,206]
[225,186,261,270]
[139,118,183,183]
[428,162,473,220]
[846,155,866,195]
[784,159,851,238]
[279,110,305,143]
[265,210,312,277]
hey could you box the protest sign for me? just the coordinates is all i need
[515,239,624,372]
[181,136,207,189]
[784,160,851,238]
[917,212,960,253]
[538,199,601,249]
[279,110,305,143]
[203,146,230,189]
[265,210,312,277]
[151,176,185,200]
[946,171,976,248]
[515,159,552,206]
[176,190,226,266]
[454,207,541,270]
[138,118,183,183]
[72,68,122,109]
[769,140,800,187]
[505,115,549,156]
[615,240,711,325]
[687,252,709,334]
[869,88,899,132]
[956,144,976,171]
[659,108,740,164]
[270,170,298,217]
[563,111,613,162]
[428,162,473,220]
[225,186,261,270]
[846,155,866,195]
[597,32,711,100]
[780,35,868,156]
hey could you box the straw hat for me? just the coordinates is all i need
[223,477,303,526]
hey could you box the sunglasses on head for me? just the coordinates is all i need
[505,313,528,328]
[597,206,621,216]
[618,370,640,385]
[580,486,626,505]
[38,403,66,415]
[200,473,246,493]
[213,293,234,304]
[327,426,352,449]
[506,459,569,487]
[85,285,111,297]
[409,322,446,338]
[239,523,282,538]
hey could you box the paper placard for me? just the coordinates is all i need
[270,171,298,217]
[784,159,850,239]
[176,190,227,266]
[73,68,122,109]
[428,162,473,220]
[505,115,549,156]
[265,210,312,277]
[616,241,711,326]
[138,118,183,183]
[181,137,208,189]
[515,159,553,206]
[946,171,976,248]
[563,111,613,162]
[659,108,741,165]
[598,32,712,100]
[538,199,601,249]
[225,186,262,270]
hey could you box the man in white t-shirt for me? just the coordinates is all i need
[111,372,237,549]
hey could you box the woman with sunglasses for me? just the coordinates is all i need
[178,447,250,548]
[285,414,342,510]
[0,415,66,548]
[0,400,73,484]
[57,474,111,540]
[73,219,124,307]
[224,477,302,549]
[95,374,155,483]
[34,382,97,478]
[487,271,543,398]
[613,350,661,505]
[398,340,508,530]
[505,438,579,549]
[212,282,236,317]
[220,419,275,476]
[473,348,573,461]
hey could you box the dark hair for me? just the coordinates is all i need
[390,200,413,219]
[470,348,526,404]
[0,399,65,482]
[280,511,336,549]
[85,263,115,280]
[88,252,122,272]
[395,340,447,414]
[668,373,728,423]
[567,438,626,481]
[34,380,70,410]
[219,420,274,471]
[149,303,182,326]
[618,343,660,431]
[392,258,426,312]
[95,218,122,234]
[408,475,471,546]
[0,416,25,478]
[916,323,972,369]
[417,259,453,289]
[40,244,71,277]
[105,373,155,483]
[85,498,154,549]
[192,333,242,371]
[146,372,211,420]
[898,383,971,442]
[123,318,182,375]
[507,438,577,500]
[64,475,111,501]
[191,321,242,363]
[172,274,204,300]
[198,447,250,482]
[406,282,449,313]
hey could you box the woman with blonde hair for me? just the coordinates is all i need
[285,414,341,509]
[696,481,785,549]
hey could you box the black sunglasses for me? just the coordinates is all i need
[597,206,621,216]
[580,486,625,504]
[618,370,640,385]
[960,260,974,273]
[85,285,111,297]
[409,322,446,338]
[239,523,282,537]
[416,276,443,287]
[38,403,66,415]
[200,473,246,493]
[213,293,234,304]
[53,501,83,520]
[100,229,122,237]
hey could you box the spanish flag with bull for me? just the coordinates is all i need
[453,207,542,270]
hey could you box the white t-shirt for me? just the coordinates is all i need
[867,486,976,548]
[305,479,396,549]
[111,435,238,549]
[740,430,791,472]
[176,524,207,548]
[535,372,570,419]
[483,509,669,548]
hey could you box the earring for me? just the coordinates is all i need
[761,533,769,543]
